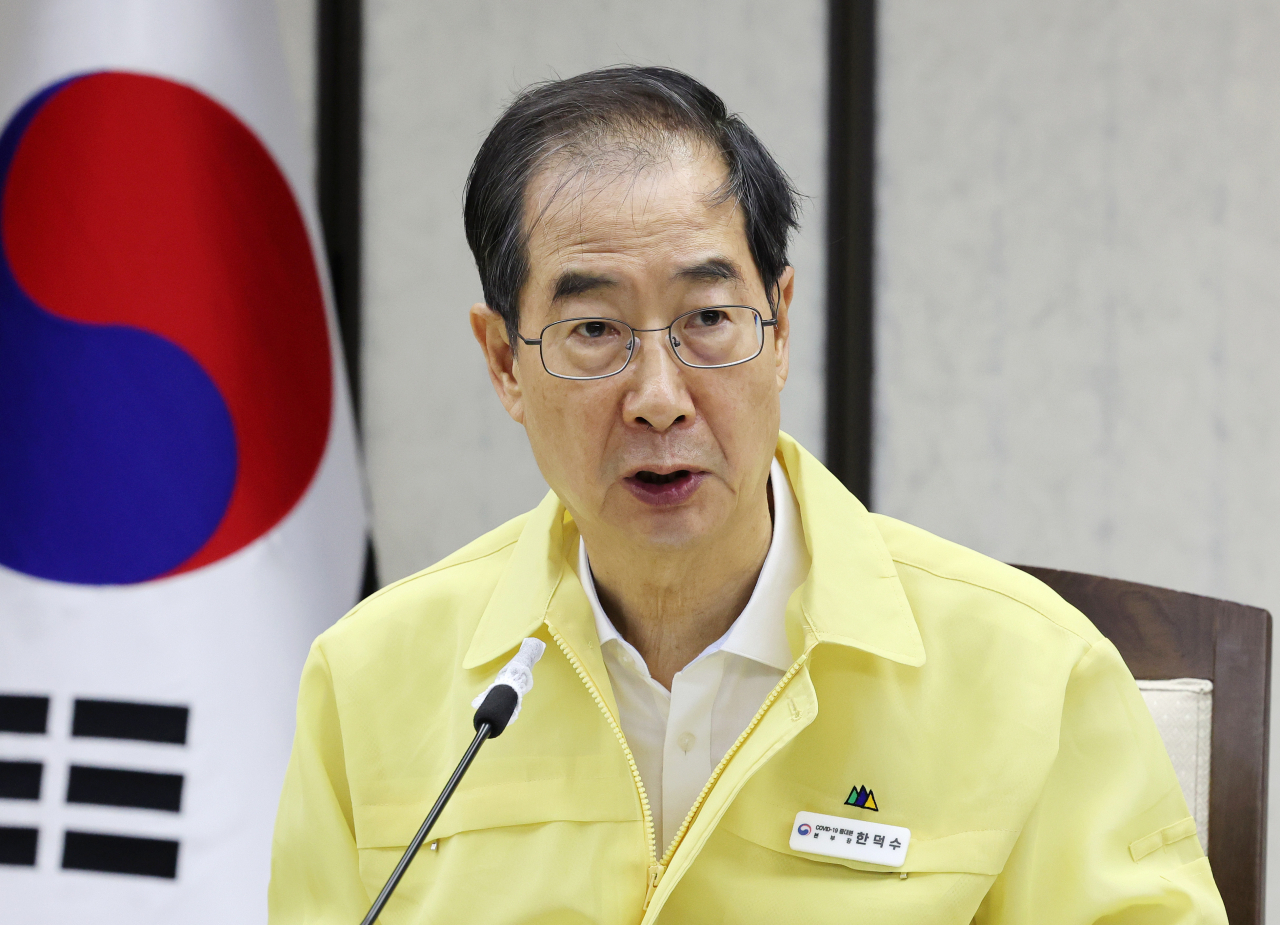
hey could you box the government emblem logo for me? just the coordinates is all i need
[845,784,878,811]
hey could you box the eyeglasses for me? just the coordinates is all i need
[516,305,778,381]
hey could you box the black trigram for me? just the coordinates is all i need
[0,694,188,878]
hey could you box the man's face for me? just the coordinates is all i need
[473,142,792,554]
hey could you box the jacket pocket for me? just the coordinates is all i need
[352,754,639,850]
[350,755,649,924]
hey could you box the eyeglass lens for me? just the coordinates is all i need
[540,307,763,379]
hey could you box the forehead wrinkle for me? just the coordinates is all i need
[534,194,655,264]
[525,131,727,246]
[524,153,749,310]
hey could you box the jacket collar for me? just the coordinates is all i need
[462,489,567,669]
[777,434,925,667]
[463,432,925,671]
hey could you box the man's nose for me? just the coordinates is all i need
[623,333,695,432]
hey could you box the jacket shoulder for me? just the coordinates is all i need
[871,512,1103,646]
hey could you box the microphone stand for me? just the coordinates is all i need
[358,723,493,925]
[357,679,524,925]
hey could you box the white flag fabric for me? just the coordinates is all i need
[0,1,366,921]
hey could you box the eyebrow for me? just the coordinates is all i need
[551,271,617,303]
[549,258,744,304]
[673,258,744,286]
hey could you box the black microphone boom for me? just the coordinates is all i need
[358,638,544,925]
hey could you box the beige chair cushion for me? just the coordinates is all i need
[1137,679,1212,850]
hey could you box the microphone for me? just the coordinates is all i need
[358,637,547,925]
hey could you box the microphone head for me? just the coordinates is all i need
[470,637,546,737]
[473,683,520,737]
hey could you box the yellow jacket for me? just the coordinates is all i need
[270,435,1226,924]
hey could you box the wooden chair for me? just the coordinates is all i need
[1013,566,1272,924]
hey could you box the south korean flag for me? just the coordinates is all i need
[0,1,367,922]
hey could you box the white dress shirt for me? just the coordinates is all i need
[577,459,810,853]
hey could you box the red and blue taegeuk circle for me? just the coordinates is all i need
[0,72,332,585]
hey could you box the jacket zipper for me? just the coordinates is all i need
[548,628,665,906]
[552,625,813,913]
[657,651,812,868]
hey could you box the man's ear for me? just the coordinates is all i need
[470,303,525,424]
[771,266,794,392]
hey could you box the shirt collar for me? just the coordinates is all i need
[463,433,924,671]
[578,458,802,674]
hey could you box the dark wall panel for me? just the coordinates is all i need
[825,0,876,505]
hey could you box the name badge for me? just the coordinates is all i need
[790,810,911,868]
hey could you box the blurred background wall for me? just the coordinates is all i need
[877,0,1280,630]
[273,0,1280,912]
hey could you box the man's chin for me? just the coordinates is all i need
[606,500,725,552]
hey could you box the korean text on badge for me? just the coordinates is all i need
[789,811,911,868]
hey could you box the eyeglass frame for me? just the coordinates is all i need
[515,305,780,381]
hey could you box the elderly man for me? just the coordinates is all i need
[269,67,1225,923]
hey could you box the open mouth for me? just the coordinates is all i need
[624,468,706,505]
[633,469,691,485]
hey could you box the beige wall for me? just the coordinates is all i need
[876,0,1280,909]
[360,0,829,583]
[271,0,316,181]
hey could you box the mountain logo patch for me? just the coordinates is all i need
[845,785,878,811]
